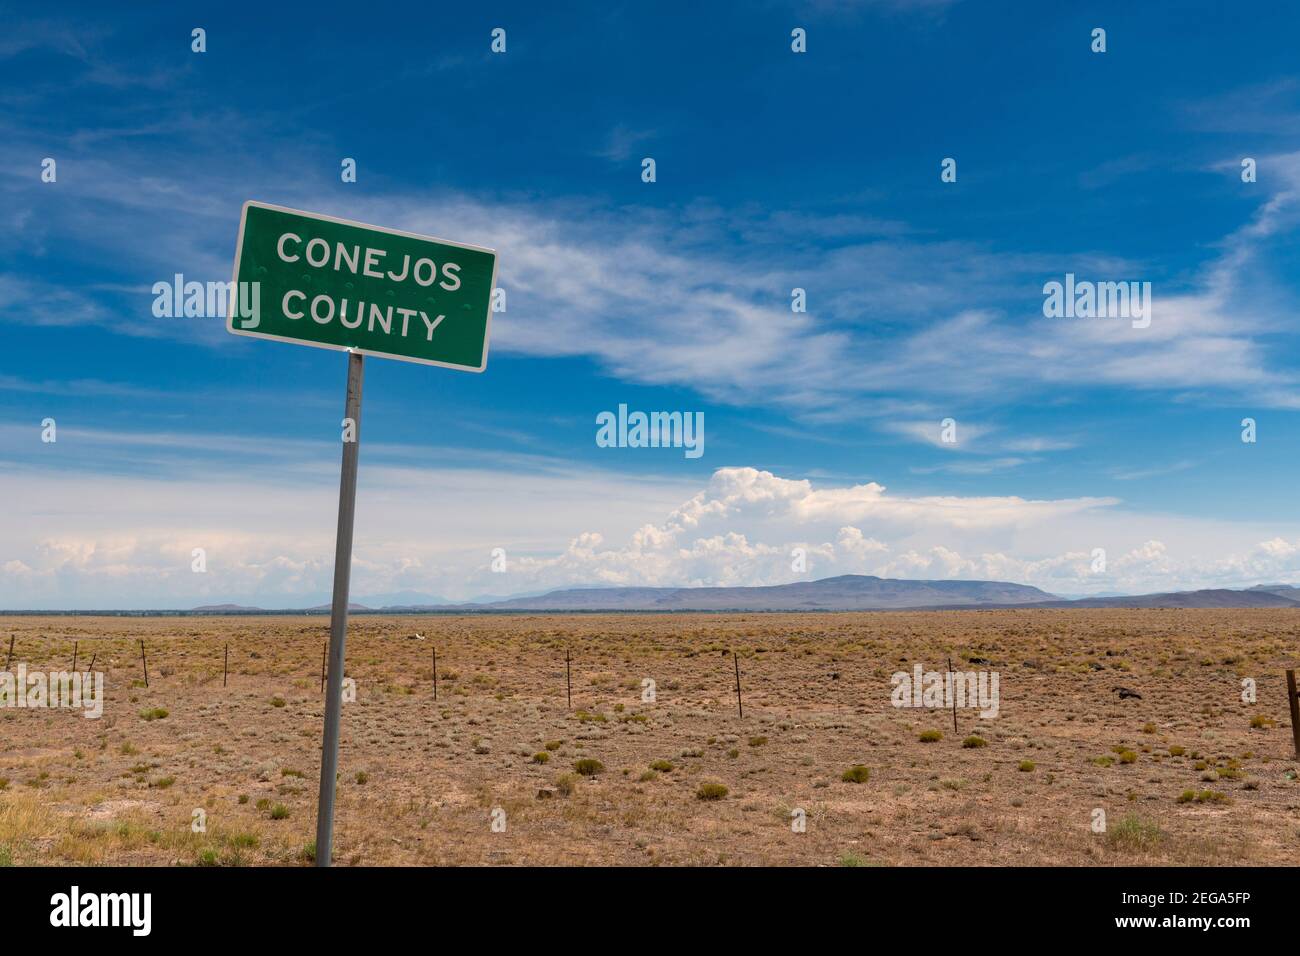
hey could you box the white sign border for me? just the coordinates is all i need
[226,200,497,373]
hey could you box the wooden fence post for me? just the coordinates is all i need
[733,651,743,718]
[1286,669,1300,759]
[947,656,959,735]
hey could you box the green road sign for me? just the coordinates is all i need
[227,201,497,371]
[223,202,500,864]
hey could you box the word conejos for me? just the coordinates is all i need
[268,233,462,340]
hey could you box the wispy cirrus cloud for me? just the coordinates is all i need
[1110,459,1197,482]
[595,123,658,162]
[6,121,1300,430]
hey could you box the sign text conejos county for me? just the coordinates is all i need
[227,201,497,371]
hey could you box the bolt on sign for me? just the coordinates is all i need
[227,200,496,371]
[226,200,497,868]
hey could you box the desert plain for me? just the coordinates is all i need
[1,609,1298,866]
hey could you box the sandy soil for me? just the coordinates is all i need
[0,610,1298,866]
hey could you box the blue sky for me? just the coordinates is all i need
[4,0,1300,608]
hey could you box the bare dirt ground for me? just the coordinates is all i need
[1,610,1298,867]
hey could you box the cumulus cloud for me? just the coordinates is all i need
[15,462,1300,607]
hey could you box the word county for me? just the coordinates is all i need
[264,232,464,340]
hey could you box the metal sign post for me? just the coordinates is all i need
[314,350,364,867]
[227,200,496,868]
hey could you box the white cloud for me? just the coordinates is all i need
[596,124,658,162]
[6,458,1300,607]
[1003,436,1076,453]
[0,460,1103,607]
[882,418,993,450]
[7,136,1300,424]
[1110,460,1196,481]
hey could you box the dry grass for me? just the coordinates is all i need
[1,609,1298,866]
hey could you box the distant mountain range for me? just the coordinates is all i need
[1028,588,1300,610]
[170,575,1300,614]
[416,575,1055,611]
